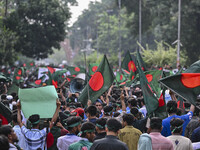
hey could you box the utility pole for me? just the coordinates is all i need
[177,0,181,68]
[139,0,142,52]
[118,0,122,69]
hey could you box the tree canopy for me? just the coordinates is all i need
[3,0,76,60]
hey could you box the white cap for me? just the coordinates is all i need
[6,95,13,100]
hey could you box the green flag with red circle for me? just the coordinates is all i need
[160,60,200,106]
[116,71,126,83]
[145,70,162,97]
[159,73,200,106]
[89,63,99,76]
[67,66,85,75]
[137,60,159,116]
[78,55,115,106]
[13,67,24,84]
[121,51,137,77]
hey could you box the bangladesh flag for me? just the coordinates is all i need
[121,51,137,74]
[52,69,67,82]
[145,70,162,97]
[136,49,147,71]
[78,55,115,106]
[13,67,24,84]
[159,73,200,106]
[116,71,126,83]
[67,66,85,75]
[89,63,99,76]
[0,102,12,125]
[137,60,159,115]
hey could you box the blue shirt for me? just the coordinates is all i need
[161,111,193,137]
[21,125,47,150]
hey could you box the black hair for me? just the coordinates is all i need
[86,105,97,117]
[75,102,82,108]
[194,106,200,117]
[167,101,177,114]
[29,114,40,128]
[0,135,9,150]
[122,113,134,125]
[0,125,12,137]
[128,98,137,107]
[176,108,182,116]
[59,112,69,126]
[96,118,107,130]
[103,106,113,116]
[12,112,23,123]
[80,122,95,137]
[170,118,184,134]
[65,116,82,131]
[113,112,120,117]
[150,117,162,130]
[130,107,139,117]
[106,118,122,133]
[1,95,6,100]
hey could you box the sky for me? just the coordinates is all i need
[69,0,101,26]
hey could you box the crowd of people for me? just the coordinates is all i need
[0,67,200,150]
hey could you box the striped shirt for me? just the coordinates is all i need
[21,125,47,150]
[150,132,174,150]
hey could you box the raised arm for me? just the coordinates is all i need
[49,99,61,129]
[120,89,126,112]
[17,101,23,127]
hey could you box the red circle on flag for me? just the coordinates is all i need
[181,73,200,88]
[16,76,21,80]
[146,74,153,82]
[89,72,104,91]
[30,63,33,66]
[128,61,136,72]
[142,67,144,71]
[131,75,135,80]
[74,67,80,72]
[92,66,98,72]
[120,75,123,80]
[18,69,22,75]
[72,75,76,77]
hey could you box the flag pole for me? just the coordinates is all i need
[82,50,90,100]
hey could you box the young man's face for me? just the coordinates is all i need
[95,102,103,111]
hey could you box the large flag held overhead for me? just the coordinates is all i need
[121,51,137,75]
[78,55,115,106]
[159,73,200,106]
[137,60,159,115]
[160,60,200,106]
